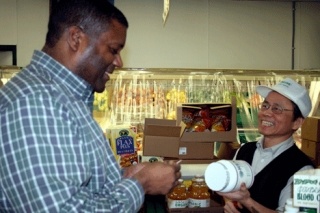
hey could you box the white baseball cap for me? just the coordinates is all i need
[256,78,311,118]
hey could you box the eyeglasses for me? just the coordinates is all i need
[258,102,293,115]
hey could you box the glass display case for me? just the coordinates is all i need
[2,66,320,144]
[94,68,320,144]
[0,65,21,87]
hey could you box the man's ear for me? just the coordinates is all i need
[293,117,304,131]
[67,26,83,51]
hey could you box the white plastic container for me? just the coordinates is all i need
[284,198,299,213]
[204,160,254,192]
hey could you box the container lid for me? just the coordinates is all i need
[284,205,299,212]
[204,161,230,191]
[286,198,293,206]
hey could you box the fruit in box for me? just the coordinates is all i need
[182,104,232,133]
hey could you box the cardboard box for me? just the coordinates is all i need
[143,118,215,159]
[216,141,240,160]
[143,119,181,158]
[177,142,215,159]
[293,169,320,213]
[301,139,320,165]
[301,116,320,141]
[176,97,237,142]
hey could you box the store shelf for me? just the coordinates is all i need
[96,68,320,144]
[2,67,319,144]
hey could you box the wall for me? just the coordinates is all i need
[115,0,320,70]
[295,2,320,70]
[0,0,17,65]
[16,0,49,67]
[0,0,48,66]
[0,0,319,70]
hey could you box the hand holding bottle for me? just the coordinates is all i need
[125,160,181,195]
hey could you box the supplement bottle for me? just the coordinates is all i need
[205,160,254,192]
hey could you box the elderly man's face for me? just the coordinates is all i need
[258,91,301,142]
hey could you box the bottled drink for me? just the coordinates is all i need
[167,179,188,209]
[189,178,210,208]
[187,174,203,202]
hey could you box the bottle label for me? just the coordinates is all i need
[299,207,318,213]
[188,198,210,208]
[167,198,188,209]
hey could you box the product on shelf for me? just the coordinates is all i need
[105,125,138,168]
[167,179,188,209]
[110,74,168,125]
[93,90,109,111]
[188,178,210,208]
[181,104,232,133]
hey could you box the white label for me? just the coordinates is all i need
[167,198,188,209]
[179,147,187,155]
[293,171,320,211]
[188,198,210,208]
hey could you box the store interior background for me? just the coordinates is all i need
[1,0,320,162]
[0,0,320,70]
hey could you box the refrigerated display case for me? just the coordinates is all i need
[94,68,320,144]
[2,66,320,144]
[0,66,21,88]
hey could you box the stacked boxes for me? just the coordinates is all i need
[301,116,320,167]
[142,98,237,212]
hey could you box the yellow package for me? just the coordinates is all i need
[107,125,138,168]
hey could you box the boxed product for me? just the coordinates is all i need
[105,125,139,168]
[301,116,320,141]
[293,169,320,213]
[176,97,237,142]
[143,118,215,159]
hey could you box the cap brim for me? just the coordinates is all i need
[256,85,297,104]
[256,85,273,98]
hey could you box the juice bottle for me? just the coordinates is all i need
[187,175,203,197]
[189,178,210,208]
[187,174,203,207]
[167,179,188,209]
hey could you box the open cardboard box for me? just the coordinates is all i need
[143,118,215,159]
[143,98,237,159]
[176,97,237,142]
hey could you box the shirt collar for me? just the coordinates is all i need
[30,50,94,103]
[256,136,295,155]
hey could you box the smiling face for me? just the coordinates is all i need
[258,91,303,144]
[74,19,127,93]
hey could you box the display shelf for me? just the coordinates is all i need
[97,68,320,143]
[0,66,21,87]
[2,67,320,144]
